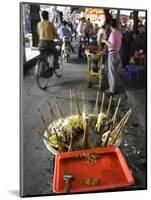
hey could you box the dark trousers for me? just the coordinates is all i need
[38,40,59,63]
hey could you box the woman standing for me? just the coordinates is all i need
[102,19,122,95]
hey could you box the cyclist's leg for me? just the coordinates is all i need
[48,41,60,68]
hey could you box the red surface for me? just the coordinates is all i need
[53,147,135,193]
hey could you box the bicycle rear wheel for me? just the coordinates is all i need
[54,55,63,77]
[35,57,50,89]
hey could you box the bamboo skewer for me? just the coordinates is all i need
[114,109,132,131]
[53,128,69,149]
[82,92,87,113]
[39,90,132,153]
[55,98,64,118]
[116,109,132,134]
[111,98,121,126]
[95,92,106,133]
[107,109,132,146]
[108,122,123,146]
[47,101,57,122]
[82,117,89,149]
[69,89,73,115]
[106,96,112,118]
[35,130,42,140]
[36,131,58,148]
[81,91,89,148]
[37,108,51,136]
[93,91,99,116]
[100,92,105,113]
[68,132,73,152]
[52,128,60,141]
[112,109,131,134]
[110,122,124,146]
[101,130,111,147]
[72,90,81,115]
[53,129,63,152]
[36,131,49,142]
[121,109,132,126]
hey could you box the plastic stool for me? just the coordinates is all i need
[125,64,139,81]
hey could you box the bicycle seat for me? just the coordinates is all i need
[39,48,51,55]
[39,47,48,51]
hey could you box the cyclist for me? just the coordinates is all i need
[57,21,74,52]
[76,17,87,58]
[37,10,60,68]
[57,21,72,39]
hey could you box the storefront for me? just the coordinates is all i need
[84,8,105,27]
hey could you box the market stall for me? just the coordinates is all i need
[37,91,135,193]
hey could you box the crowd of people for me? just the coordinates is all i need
[121,24,146,67]
[36,10,146,95]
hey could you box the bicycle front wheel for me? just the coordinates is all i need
[35,58,50,90]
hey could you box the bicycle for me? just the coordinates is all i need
[61,36,71,63]
[78,36,88,59]
[34,40,63,90]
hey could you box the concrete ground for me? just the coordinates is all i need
[21,44,147,196]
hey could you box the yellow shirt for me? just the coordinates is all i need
[37,20,57,41]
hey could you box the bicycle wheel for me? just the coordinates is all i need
[35,57,50,89]
[54,55,63,77]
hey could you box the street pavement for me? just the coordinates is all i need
[21,44,147,196]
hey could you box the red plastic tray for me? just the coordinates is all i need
[53,147,134,193]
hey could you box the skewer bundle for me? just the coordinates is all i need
[37,90,132,153]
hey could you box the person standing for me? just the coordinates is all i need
[93,23,99,35]
[97,21,111,49]
[51,7,61,29]
[85,18,93,42]
[76,17,86,37]
[97,21,111,65]
[97,25,106,47]
[30,5,41,47]
[121,26,133,68]
[101,19,122,95]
